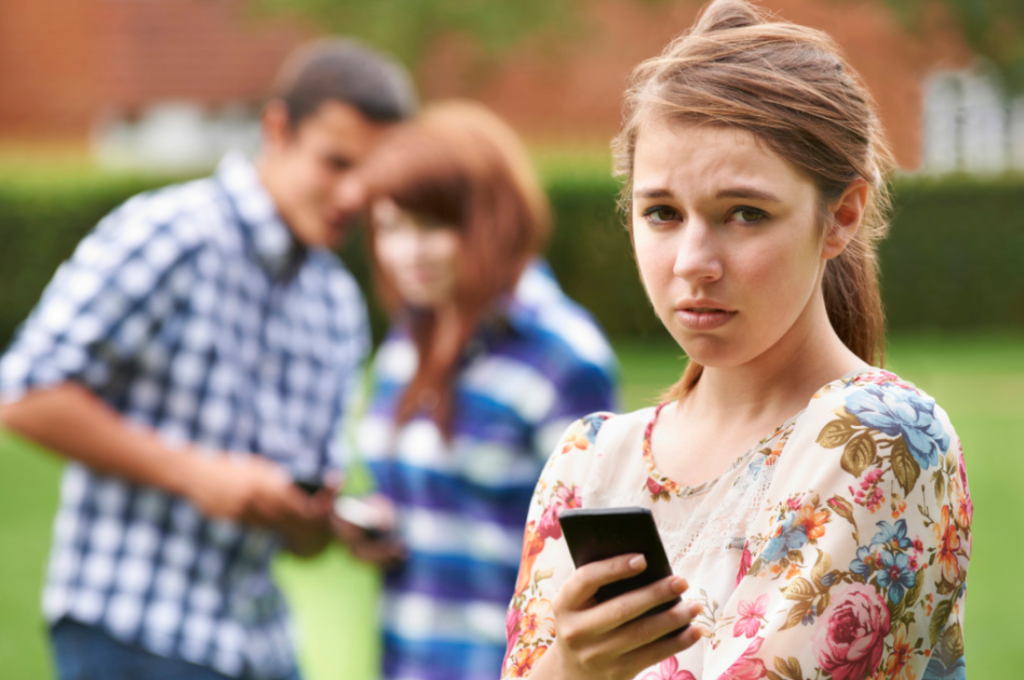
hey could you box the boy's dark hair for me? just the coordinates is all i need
[271,38,416,127]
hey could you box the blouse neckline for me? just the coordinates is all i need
[641,367,884,498]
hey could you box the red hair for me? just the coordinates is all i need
[356,101,550,435]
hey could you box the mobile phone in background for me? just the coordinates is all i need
[558,506,687,634]
[333,495,391,540]
[293,479,325,496]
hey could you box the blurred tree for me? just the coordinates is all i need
[883,0,1024,91]
[250,0,586,67]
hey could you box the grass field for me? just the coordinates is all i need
[1,334,1019,679]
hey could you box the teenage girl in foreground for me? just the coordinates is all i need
[502,1,971,678]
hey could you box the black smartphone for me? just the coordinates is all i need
[293,479,325,496]
[558,506,686,632]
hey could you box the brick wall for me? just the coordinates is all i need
[0,0,973,168]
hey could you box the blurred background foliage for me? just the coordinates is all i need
[884,0,1024,91]
[3,165,1023,350]
[253,0,1024,92]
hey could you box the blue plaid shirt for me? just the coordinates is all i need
[356,261,618,680]
[0,152,369,679]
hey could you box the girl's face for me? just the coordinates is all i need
[372,198,461,310]
[631,119,832,371]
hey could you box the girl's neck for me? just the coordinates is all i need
[429,303,464,363]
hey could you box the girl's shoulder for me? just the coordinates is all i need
[801,367,955,439]
[551,407,655,456]
[540,408,654,482]
[787,367,960,494]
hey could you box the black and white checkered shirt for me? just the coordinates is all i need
[0,152,369,679]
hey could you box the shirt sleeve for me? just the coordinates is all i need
[531,350,619,462]
[0,201,202,403]
[700,376,970,680]
[322,292,372,474]
[503,412,612,678]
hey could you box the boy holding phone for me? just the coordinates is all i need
[0,40,414,680]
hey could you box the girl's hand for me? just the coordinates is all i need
[543,553,705,680]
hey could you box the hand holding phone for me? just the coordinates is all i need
[531,506,703,680]
[559,507,688,629]
[333,495,393,540]
[330,494,406,569]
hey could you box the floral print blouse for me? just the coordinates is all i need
[502,370,971,680]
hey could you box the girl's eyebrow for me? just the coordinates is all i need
[716,186,782,202]
[633,186,782,202]
[633,187,673,199]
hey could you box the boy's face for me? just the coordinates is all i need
[261,100,390,249]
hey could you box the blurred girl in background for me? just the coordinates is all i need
[339,101,618,680]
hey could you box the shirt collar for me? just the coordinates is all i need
[215,151,305,280]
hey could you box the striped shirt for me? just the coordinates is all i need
[0,152,369,679]
[355,261,618,680]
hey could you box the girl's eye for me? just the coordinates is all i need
[641,206,681,225]
[731,206,768,224]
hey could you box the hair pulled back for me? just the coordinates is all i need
[612,0,895,398]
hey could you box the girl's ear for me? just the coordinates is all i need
[822,179,868,260]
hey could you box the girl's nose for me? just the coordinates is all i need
[672,220,723,284]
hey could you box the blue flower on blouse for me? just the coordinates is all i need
[871,519,912,551]
[876,549,917,604]
[849,545,876,578]
[844,383,950,470]
[581,413,609,445]
[762,513,808,563]
[923,654,967,680]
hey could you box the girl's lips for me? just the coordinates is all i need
[675,308,737,331]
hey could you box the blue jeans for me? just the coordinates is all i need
[50,618,303,680]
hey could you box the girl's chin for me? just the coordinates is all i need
[674,338,750,370]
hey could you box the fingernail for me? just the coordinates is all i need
[629,554,646,570]
[671,576,688,593]
[690,625,704,640]
[689,601,703,616]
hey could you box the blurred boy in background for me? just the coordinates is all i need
[0,39,414,680]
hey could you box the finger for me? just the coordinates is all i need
[619,622,705,676]
[331,516,368,543]
[362,538,407,569]
[279,484,316,520]
[306,488,336,517]
[560,554,648,609]
[242,494,279,528]
[597,598,701,656]
[579,575,690,637]
[573,573,692,639]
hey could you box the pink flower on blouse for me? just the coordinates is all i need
[720,637,768,680]
[812,583,890,680]
[537,483,581,541]
[733,594,769,638]
[736,543,754,586]
[639,655,696,680]
[646,476,664,496]
[501,606,523,672]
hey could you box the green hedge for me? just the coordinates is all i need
[2,170,1023,351]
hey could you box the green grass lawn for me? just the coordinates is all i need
[1,334,1018,679]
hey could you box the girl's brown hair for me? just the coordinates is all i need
[356,101,550,435]
[611,0,896,400]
